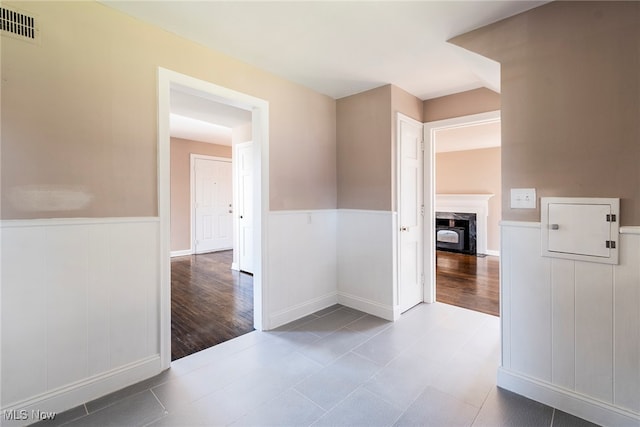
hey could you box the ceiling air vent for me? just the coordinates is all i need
[1,5,39,43]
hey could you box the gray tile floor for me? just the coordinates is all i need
[35,303,600,427]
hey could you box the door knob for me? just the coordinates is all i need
[400,226,408,232]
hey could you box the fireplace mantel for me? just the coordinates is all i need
[435,194,494,255]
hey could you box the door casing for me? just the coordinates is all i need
[158,67,269,369]
[422,110,501,303]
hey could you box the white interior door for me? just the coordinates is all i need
[398,115,424,313]
[193,157,233,254]
[237,142,254,274]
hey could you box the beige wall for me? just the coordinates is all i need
[336,84,424,211]
[392,85,424,123]
[423,88,500,122]
[451,1,640,225]
[170,138,232,252]
[1,1,336,219]
[391,85,424,211]
[436,147,502,252]
[337,85,393,210]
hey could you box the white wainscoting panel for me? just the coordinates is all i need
[500,221,640,425]
[1,218,162,419]
[337,210,396,321]
[551,258,576,390]
[574,261,614,403]
[614,229,640,413]
[267,210,338,328]
[502,222,552,381]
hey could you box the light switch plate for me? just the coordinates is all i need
[511,188,536,209]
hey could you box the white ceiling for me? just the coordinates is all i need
[116,1,543,145]
[101,1,548,100]
[169,87,252,145]
[435,121,501,153]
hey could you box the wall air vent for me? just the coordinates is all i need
[1,5,39,44]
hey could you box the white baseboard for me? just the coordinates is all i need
[2,356,162,426]
[498,368,640,427]
[231,262,239,271]
[337,292,396,321]
[269,293,338,330]
[170,249,192,257]
[485,249,500,257]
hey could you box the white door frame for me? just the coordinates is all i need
[423,110,501,303]
[158,67,269,369]
[396,113,424,313]
[190,154,233,255]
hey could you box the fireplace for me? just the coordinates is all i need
[436,211,477,255]
[435,194,493,256]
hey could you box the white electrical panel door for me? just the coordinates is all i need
[541,197,619,264]
[547,203,611,257]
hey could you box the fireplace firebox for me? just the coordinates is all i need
[435,212,477,255]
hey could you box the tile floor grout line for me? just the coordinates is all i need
[149,388,167,413]
[42,303,597,427]
[291,387,329,414]
[469,383,495,427]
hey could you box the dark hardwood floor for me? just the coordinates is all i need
[171,250,254,360]
[436,250,500,317]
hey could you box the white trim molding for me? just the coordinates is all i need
[269,293,338,329]
[170,249,192,258]
[619,226,640,235]
[423,110,501,304]
[2,357,161,427]
[158,68,270,370]
[498,369,640,427]
[337,292,397,321]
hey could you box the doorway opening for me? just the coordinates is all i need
[424,111,501,317]
[158,68,269,369]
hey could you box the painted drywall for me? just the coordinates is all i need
[436,147,501,252]
[451,1,640,225]
[391,85,424,123]
[170,137,232,253]
[336,84,424,211]
[1,1,336,219]
[423,88,500,123]
[391,85,424,212]
[337,85,393,211]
